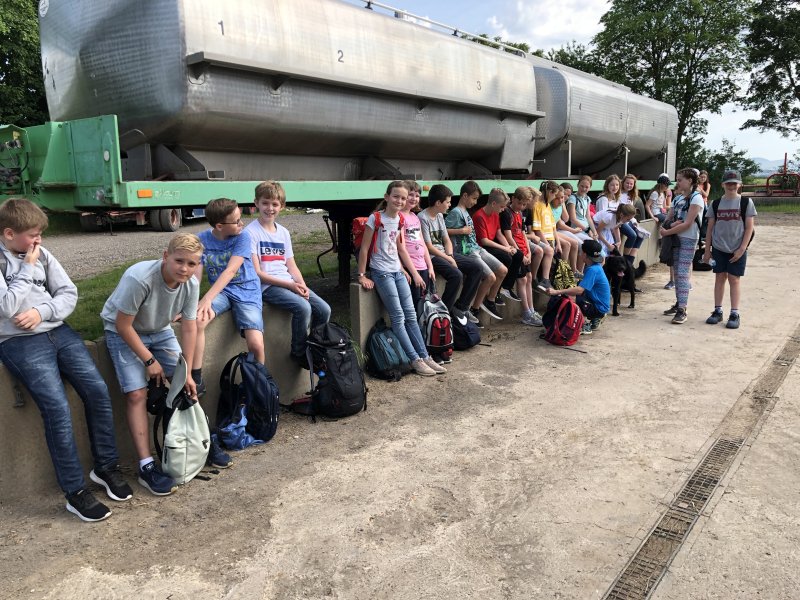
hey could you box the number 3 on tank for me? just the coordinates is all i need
[477,81,481,91]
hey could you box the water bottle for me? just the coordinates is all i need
[317,370,326,379]
[708,258,716,267]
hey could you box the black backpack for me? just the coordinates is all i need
[217,352,280,443]
[711,196,755,248]
[451,313,481,350]
[298,322,367,419]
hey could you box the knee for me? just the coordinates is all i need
[126,388,146,407]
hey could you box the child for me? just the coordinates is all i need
[565,176,598,240]
[647,175,669,224]
[595,174,621,213]
[418,184,483,323]
[445,181,503,322]
[471,188,517,305]
[501,187,543,326]
[545,239,610,335]
[551,186,581,275]
[618,174,646,265]
[194,198,264,394]
[0,199,129,521]
[101,233,202,496]
[400,180,436,310]
[528,181,560,291]
[357,181,446,376]
[702,170,756,329]
[523,187,555,291]
[593,203,636,257]
[245,181,331,368]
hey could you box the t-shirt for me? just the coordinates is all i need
[596,195,619,213]
[593,209,618,248]
[418,209,449,253]
[245,220,295,291]
[472,208,501,247]
[567,193,592,230]
[708,196,757,253]
[198,229,261,305]
[402,211,427,271]
[648,191,665,216]
[672,191,705,241]
[551,204,564,224]
[101,259,199,334]
[366,211,403,272]
[445,206,480,255]
[619,192,634,205]
[579,262,610,315]
[500,207,529,255]
[531,201,556,241]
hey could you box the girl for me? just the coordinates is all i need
[566,175,599,241]
[400,180,436,311]
[357,181,446,375]
[593,203,636,256]
[595,174,621,213]
[618,173,646,265]
[659,168,705,324]
[647,175,669,225]
[523,187,555,292]
[551,186,581,275]
[529,181,560,291]
[698,170,711,205]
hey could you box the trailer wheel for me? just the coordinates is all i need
[79,213,104,232]
[159,208,182,232]
[149,209,164,231]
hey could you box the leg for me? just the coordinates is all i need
[729,274,741,309]
[410,268,429,311]
[480,249,507,299]
[263,285,313,358]
[306,289,332,328]
[371,270,421,361]
[193,309,215,373]
[529,244,544,281]
[452,253,484,311]
[431,255,463,311]
[675,244,695,309]
[539,243,554,281]
[714,272,727,307]
[394,271,429,359]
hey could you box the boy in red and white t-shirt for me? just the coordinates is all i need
[472,188,515,312]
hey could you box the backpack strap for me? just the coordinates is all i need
[367,211,382,256]
[0,249,49,289]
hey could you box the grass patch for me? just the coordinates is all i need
[753,203,800,213]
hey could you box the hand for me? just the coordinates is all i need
[546,288,556,296]
[505,246,516,255]
[292,281,310,299]
[659,227,670,237]
[730,246,746,263]
[702,251,712,264]
[184,375,198,400]
[412,273,425,290]
[146,358,167,387]
[429,271,436,284]
[462,226,471,235]
[403,271,411,285]
[13,308,42,330]
[447,256,458,268]
[196,298,214,322]
[358,275,374,290]
[24,242,41,264]
[522,254,531,266]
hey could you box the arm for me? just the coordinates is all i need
[197,255,245,319]
[731,215,755,263]
[546,284,585,297]
[356,225,375,289]
[0,250,37,319]
[115,312,168,386]
[645,193,656,220]
[702,216,716,262]
[397,236,425,290]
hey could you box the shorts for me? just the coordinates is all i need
[474,248,504,277]
[211,294,264,334]
[516,261,531,277]
[711,248,747,277]
[105,328,182,394]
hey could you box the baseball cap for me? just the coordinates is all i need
[657,174,671,186]
[721,170,742,184]
[582,239,603,263]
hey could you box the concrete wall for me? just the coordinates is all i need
[0,307,308,501]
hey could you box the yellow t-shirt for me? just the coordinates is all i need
[532,201,556,242]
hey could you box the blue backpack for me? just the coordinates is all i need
[365,318,411,382]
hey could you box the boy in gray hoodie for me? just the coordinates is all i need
[0,199,131,522]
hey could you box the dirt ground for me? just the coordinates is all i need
[1,224,799,600]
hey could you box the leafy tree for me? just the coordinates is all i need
[465,33,533,56]
[546,41,603,75]
[0,0,48,126]
[592,0,751,164]
[700,139,760,196]
[741,0,800,138]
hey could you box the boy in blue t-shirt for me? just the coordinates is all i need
[546,239,610,335]
[195,198,265,390]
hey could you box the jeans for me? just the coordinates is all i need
[410,268,430,313]
[428,256,464,311]
[0,324,119,496]
[263,286,331,357]
[620,222,644,249]
[371,269,428,361]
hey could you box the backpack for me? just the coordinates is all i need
[550,258,576,290]
[542,295,584,346]
[417,290,454,356]
[451,313,481,350]
[711,196,755,248]
[352,211,406,254]
[365,317,411,381]
[0,249,50,291]
[300,322,367,419]
[216,352,280,444]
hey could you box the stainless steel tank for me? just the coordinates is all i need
[39,0,542,180]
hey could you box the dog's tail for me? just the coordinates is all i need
[635,260,647,279]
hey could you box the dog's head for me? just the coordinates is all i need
[604,255,627,278]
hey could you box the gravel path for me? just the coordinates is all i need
[43,213,329,280]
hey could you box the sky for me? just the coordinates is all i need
[345,0,798,162]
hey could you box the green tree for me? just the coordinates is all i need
[592,0,751,164]
[701,139,760,196]
[741,0,800,137]
[545,41,603,75]
[0,0,48,126]
[465,33,534,56]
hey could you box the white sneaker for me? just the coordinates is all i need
[411,358,437,377]
[465,309,480,324]
[423,356,447,374]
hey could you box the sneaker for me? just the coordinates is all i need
[706,309,724,325]
[500,288,521,302]
[466,308,481,325]
[66,489,112,522]
[529,311,544,327]
[138,461,177,496]
[480,300,503,320]
[207,435,232,469]
[663,303,679,316]
[726,313,740,329]
[590,317,602,331]
[411,358,437,377]
[580,322,593,335]
[521,314,536,326]
[671,308,688,324]
[574,271,584,280]
[423,356,447,374]
[90,467,133,502]
[536,278,553,293]
[664,280,675,290]
[494,294,506,307]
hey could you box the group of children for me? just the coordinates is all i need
[1,167,756,521]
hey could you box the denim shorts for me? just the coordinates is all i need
[105,328,182,393]
[211,294,264,333]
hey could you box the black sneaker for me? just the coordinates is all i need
[671,308,688,324]
[480,300,502,320]
[468,308,485,327]
[494,294,506,307]
[66,489,112,522]
[90,466,133,501]
[663,303,679,316]
[726,313,740,329]
[706,309,724,325]
[138,461,177,496]
[207,435,232,469]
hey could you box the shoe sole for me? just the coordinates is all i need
[138,477,177,496]
[90,469,133,502]
[672,317,687,324]
[413,369,437,377]
[66,502,112,522]
[479,305,503,320]
[210,461,232,469]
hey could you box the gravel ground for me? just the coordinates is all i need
[43,212,329,280]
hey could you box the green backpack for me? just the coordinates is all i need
[552,258,576,290]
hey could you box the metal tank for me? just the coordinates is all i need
[39,0,542,181]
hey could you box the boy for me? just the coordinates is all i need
[194,198,265,392]
[101,233,202,496]
[245,181,331,368]
[0,199,130,521]
[418,184,483,323]
[702,170,756,329]
[445,181,504,322]
[472,188,518,307]
[546,239,610,335]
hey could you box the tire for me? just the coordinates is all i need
[159,208,182,232]
[149,209,163,231]
[79,213,104,232]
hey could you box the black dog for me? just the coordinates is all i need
[603,254,647,316]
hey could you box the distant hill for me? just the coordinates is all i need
[752,157,789,176]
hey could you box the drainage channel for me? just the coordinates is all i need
[603,327,800,600]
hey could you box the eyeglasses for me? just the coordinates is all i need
[220,218,244,225]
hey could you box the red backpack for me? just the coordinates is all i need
[352,211,405,255]
[542,295,584,346]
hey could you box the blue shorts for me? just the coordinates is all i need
[211,294,264,334]
[711,248,747,277]
[105,329,182,394]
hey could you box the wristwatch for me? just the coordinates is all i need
[144,357,156,367]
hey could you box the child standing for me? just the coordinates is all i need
[357,181,446,376]
[702,170,756,329]
[501,187,543,326]
[245,181,331,368]
[0,199,130,521]
[102,233,202,496]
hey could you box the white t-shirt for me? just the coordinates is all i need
[367,211,403,273]
[245,220,295,291]
[648,191,664,216]
[596,195,619,213]
[619,192,634,205]
[592,209,619,249]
